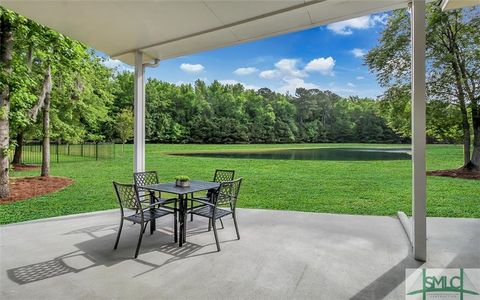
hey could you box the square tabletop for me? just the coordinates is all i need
[140,180,220,195]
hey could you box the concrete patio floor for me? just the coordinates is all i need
[1,208,479,299]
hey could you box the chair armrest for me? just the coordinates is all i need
[191,198,215,207]
[142,202,173,210]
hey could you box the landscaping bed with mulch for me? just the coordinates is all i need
[428,168,480,180]
[1,176,74,204]
[12,164,40,171]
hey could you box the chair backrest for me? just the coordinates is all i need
[134,171,159,188]
[113,181,141,211]
[213,177,243,208]
[213,169,235,182]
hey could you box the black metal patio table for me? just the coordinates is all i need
[140,180,220,247]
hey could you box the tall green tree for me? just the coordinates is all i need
[366,5,480,169]
[7,15,114,172]
[0,7,15,197]
[115,108,133,154]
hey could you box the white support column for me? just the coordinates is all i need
[411,0,427,261]
[134,51,145,173]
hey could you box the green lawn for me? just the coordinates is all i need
[1,143,479,224]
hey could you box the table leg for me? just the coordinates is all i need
[174,198,178,243]
[179,194,185,247]
[150,192,155,234]
[183,194,187,243]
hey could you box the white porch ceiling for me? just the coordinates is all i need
[440,0,479,10]
[2,0,413,65]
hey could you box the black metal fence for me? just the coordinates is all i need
[12,142,115,165]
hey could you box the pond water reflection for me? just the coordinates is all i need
[172,148,412,161]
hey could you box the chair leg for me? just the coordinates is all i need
[208,218,212,232]
[134,224,145,259]
[219,218,224,229]
[143,221,149,234]
[114,218,124,250]
[232,212,240,240]
[212,218,220,251]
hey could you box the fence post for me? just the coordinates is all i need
[81,144,84,157]
[56,142,59,163]
[96,143,99,161]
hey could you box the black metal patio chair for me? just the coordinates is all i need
[112,181,176,258]
[190,177,243,251]
[190,169,235,222]
[134,171,176,205]
[134,171,178,243]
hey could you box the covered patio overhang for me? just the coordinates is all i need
[3,0,473,262]
[440,0,479,10]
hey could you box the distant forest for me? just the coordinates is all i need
[107,73,405,144]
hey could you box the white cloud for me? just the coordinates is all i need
[327,14,388,35]
[259,69,282,79]
[233,67,258,76]
[372,14,389,26]
[356,76,365,80]
[261,57,335,80]
[180,63,205,73]
[274,59,306,78]
[260,58,313,79]
[350,48,367,58]
[279,77,319,94]
[258,57,338,94]
[347,82,355,87]
[218,79,259,90]
[304,57,335,76]
[101,58,133,73]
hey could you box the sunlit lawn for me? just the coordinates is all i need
[1,143,479,224]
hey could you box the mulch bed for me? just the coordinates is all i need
[0,176,75,204]
[12,164,40,171]
[427,169,480,180]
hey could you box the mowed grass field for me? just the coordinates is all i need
[1,143,479,224]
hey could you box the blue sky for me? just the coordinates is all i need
[103,13,389,98]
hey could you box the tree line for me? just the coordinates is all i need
[106,73,403,145]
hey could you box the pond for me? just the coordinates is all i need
[172,148,412,161]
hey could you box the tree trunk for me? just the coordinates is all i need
[449,28,480,170]
[28,68,53,120]
[12,132,24,165]
[41,66,52,177]
[12,43,35,166]
[0,14,14,198]
[457,94,471,166]
[450,60,471,166]
[470,103,480,170]
[443,22,479,171]
[460,107,471,167]
[13,59,52,167]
